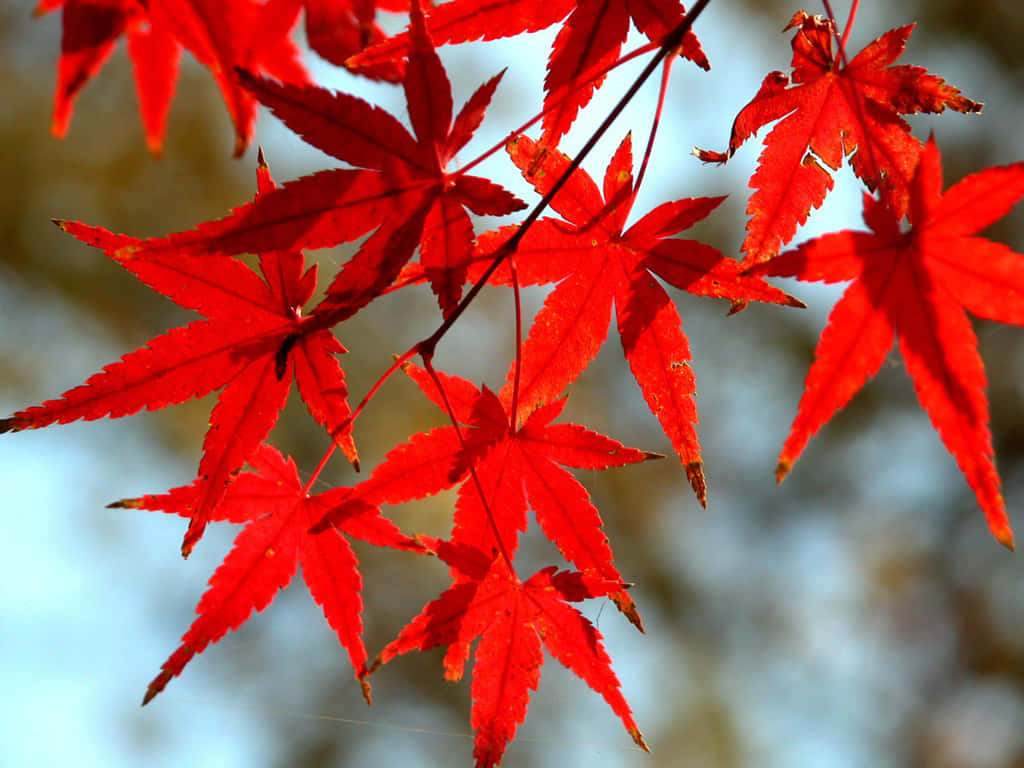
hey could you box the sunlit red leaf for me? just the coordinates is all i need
[751,137,1024,548]
[694,11,981,265]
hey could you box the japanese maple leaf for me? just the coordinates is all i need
[750,137,1024,549]
[694,11,982,266]
[347,0,709,143]
[462,134,802,503]
[369,537,647,768]
[89,0,524,319]
[38,0,308,155]
[1,153,357,557]
[317,362,657,628]
[304,0,407,80]
[109,443,419,705]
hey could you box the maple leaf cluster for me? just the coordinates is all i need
[14,0,1024,764]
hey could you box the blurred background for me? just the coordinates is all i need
[2,1,1024,766]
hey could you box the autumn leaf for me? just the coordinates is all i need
[2,153,358,557]
[750,136,1024,549]
[368,537,647,768]
[109,443,419,705]
[38,0,308,155]
[347,0,709,143]
[694,10,982,266]
[459,134,802,503]
[75,0,524,321]
[317,361,657,627]
[304,0,407,80]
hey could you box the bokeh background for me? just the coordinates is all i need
[3,1,1024,766]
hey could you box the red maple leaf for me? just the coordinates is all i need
[368,537,647,768]
[109,443,420,705]
[694,10,982,266]
[2,153,357,556]
[83,0,524,320]
[750,137,1024,549]
[347,0,709,143]
[317,361,657,627]
[304,0,407,79]
[38,0,308,155]
[458,133,802,503]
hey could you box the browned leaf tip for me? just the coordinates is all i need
[106,498,143,509]
[692,147,730,164]
[686,461,707,508]
[629,727,650,752]
[615,596,646,634]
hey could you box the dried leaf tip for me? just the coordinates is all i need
[629,727,650,752]
[360,678,373,706]
[106,498,143,509]
[257,146,268,170]
[692,147,729,164]
[686,462,707,507]
[775,459,792,485]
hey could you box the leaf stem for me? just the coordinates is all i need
[634,58,674,203]
[841,0,859,50]
[419,355,516,568]
[508,253,523,429]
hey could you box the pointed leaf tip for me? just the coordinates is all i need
[360,678,373,706]
[686,462,707,507]
[994,524,1015,551]
[106,498,142,509]
[775,459,792,484]
[620,601,646,633]
[629,727,650,752]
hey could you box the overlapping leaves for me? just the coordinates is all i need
[695,10,982,265]
[14,3,1024,767]
[111,442,419,704]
